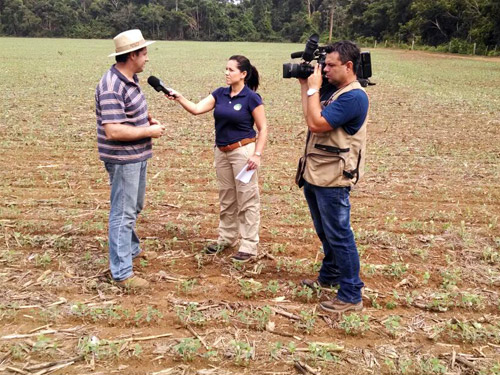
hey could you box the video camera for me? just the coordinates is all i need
[282,34,373,88]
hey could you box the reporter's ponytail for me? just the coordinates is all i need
[246,65,260,92]
[229,55,260,92]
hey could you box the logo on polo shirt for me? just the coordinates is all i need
[233,103,242,111]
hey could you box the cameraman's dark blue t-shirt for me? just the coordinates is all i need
[321,89,369,135]
[212,85,263,146]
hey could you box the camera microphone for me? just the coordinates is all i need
[290,51,304,59]
[147,75,177,97]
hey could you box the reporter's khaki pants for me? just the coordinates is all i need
[214,142,260,255]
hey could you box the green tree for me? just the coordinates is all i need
[140,3,165,39]
[164,10,194,39]
[405,0,467,45]
[252,0,275,40]
[1,0,41,35]
[0,0,497,51]
[227,4,258,41]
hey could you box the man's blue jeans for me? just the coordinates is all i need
[303,181,364,303]
[105,161,147,281]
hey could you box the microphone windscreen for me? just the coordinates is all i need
[147,75,161,88]
[147,75,175,96]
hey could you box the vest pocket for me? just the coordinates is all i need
[307,153,345,186]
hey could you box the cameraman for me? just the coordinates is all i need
[297,41,369,313]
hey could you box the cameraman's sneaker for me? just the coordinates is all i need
[320,297,363,313]
[115,276,149,289]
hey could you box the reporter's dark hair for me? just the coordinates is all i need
[325,41,361,74]
[115,47,146,63]
[229,55,260,91]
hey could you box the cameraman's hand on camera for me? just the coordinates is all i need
[307,63,323,91]
[298,78,308,86]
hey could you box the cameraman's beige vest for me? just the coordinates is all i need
[303,81,368,187]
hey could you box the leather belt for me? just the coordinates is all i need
[217,137,256,152]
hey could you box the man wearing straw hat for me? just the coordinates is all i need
[95,29,165,289]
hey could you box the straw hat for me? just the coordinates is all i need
[108,29,155,57]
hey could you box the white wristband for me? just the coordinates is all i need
[255,151,262,157]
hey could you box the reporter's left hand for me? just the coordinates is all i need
[247,154,261,170]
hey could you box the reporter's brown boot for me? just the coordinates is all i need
[231,252,256,263]
[205,243,229,254]
[205,240,238,255]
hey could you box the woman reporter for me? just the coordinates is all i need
[166,55,268,262]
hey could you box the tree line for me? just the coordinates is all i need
[1,0,498,55]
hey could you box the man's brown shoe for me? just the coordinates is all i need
[301,278,338,290]
[115,276,149,289]
[231,252,256,263]
[320,297,363,313]
[133,251,158,263]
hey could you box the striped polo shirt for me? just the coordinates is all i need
[95,65,152,164]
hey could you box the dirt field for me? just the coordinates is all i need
[0,38,499,374]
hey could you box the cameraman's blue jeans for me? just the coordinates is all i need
[303,181,364,303]
[105,161,147,281]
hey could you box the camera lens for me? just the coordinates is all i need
[295,64,314,79]
[283,63,293,78]
[283,63,315,79]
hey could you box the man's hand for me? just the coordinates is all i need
[148,116,160,125]
[148,124,165,138]
[307,63,323,91]
[298,78,308,86]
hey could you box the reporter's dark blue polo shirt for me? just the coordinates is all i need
[211,85,263,146]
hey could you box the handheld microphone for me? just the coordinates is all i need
[147,75,177,97]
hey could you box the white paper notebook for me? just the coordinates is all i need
[235,164,256,184]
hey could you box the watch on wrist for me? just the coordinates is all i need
[255,151,262,157]
[307,88,319,97]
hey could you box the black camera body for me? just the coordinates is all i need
[283,34,326,79]
[282,34,373,88]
